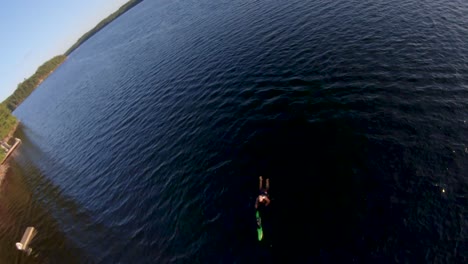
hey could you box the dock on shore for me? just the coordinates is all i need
[1,138,21,165]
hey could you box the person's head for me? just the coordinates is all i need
[259,195,266,203]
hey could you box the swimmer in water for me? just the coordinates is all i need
[255,176,270,209]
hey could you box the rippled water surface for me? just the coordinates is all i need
[4,0,468,262]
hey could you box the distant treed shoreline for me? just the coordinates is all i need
[0,55,65,145]
[0,0,144,143]
[65,0,143,55]
[3,55,66,112]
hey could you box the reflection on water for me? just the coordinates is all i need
[0,125,87,263]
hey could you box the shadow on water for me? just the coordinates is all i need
[0,125,126,263]
[197,78,381,263]
[240,115,373,263]
[0,163,83,263]
[234,109,466,263]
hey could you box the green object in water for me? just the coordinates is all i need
[256,210,263,241]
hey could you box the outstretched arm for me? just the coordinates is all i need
[264,196,271,206]
[259,176,263,191]
[266,178,270,191]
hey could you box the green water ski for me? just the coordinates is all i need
[256,210,263,241]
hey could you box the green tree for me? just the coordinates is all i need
[0,103,16,140]
[65,0,143,55]
[4,55,66,111]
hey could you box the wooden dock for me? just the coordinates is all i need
[1,138,21,165]
[16,226,37,255]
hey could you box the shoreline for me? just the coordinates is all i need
[3,122,19,143]
[0,122,20,187]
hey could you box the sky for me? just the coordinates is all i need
[0,0,129,101]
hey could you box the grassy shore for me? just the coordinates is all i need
[0,122,19,187]
[0,121,19,169]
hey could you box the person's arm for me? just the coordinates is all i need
[255,197,259,209]
[259,176,263,191]
[266,178,270,191]
[264,196,271,206]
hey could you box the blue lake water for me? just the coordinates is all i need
[3,0,467,262]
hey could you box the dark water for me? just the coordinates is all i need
[3,0,467,262]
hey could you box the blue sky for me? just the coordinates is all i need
[0,0,129,101]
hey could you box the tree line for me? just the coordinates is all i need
[0,103,16,140]
[3,55,67,112]
[0,55,66,141]
[65,0,143,55]
[0,0,144,141]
